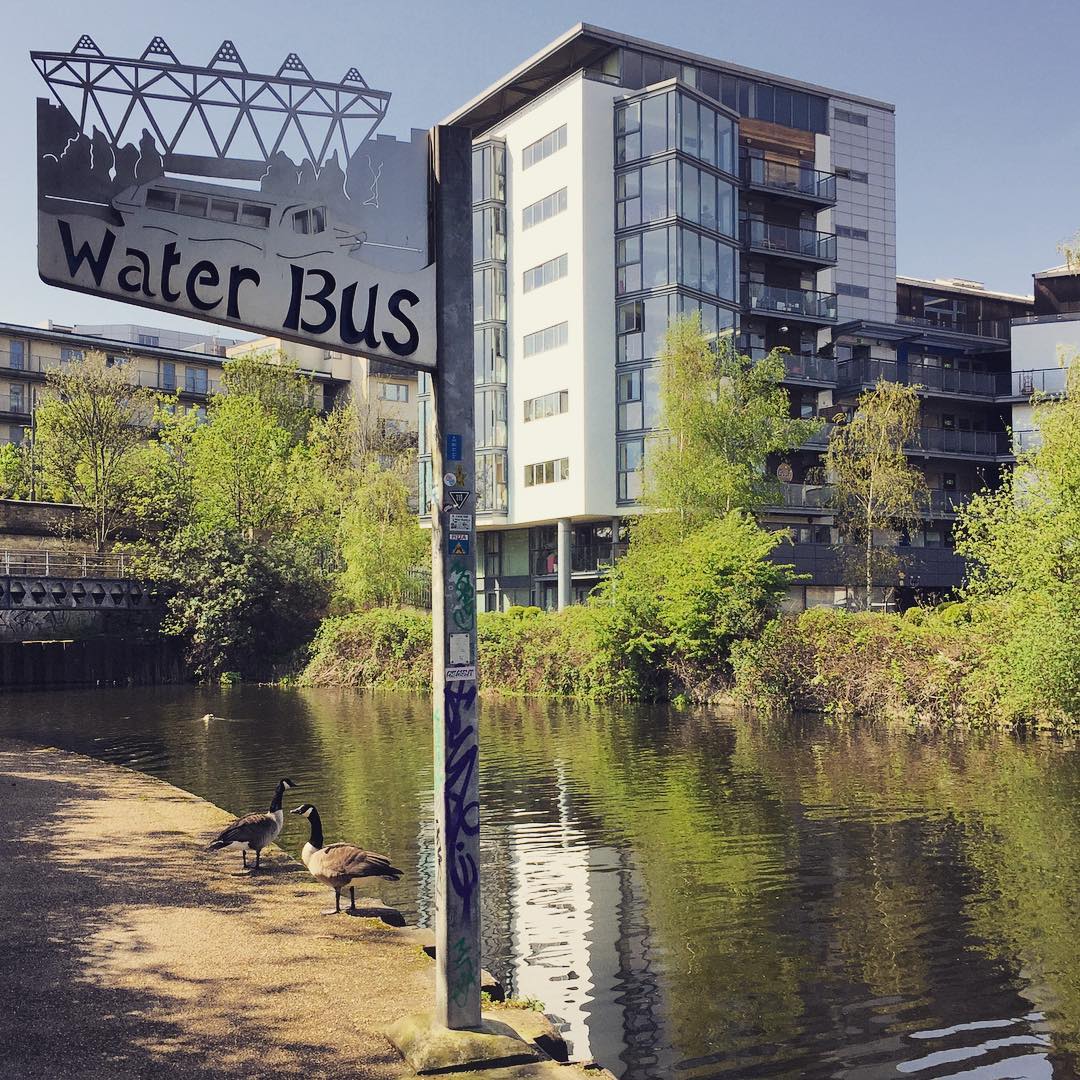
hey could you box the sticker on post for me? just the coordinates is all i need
[448,513,472,531]
[448,533,470,556]
[454,465,466,486]
[449,632,471,665]
[443,472,456,488]
[448,489,471,508]
[446,434,462,461]
[445,665,476,681]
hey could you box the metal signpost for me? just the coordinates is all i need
[31,37,479,1032]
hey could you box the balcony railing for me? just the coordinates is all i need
[1012,429,1042,453]
[0,396,30,416]
[747,348,837,383]
[1004,368,1068,397]
[742,157,837,203]
[767,482,971,516]
[742,221,837,263]
[915,428,1008,456]
[838,358,997,397]
[896,314,1010,341]
[746,284,838,322]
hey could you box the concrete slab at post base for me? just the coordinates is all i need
[386,1010,542,1074]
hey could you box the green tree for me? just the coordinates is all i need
[188,393,298,537]
[955,361,1080,719]
[0,438,35,500]
[34,351,157,549]
[219,350,317,443]
[337,461,428,609]
[646,315,821,528]
[823,379,926,609]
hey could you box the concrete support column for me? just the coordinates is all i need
[557,517,572,611]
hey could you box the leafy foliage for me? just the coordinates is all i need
[646,316,821,523]
[955,360,1080,720]
[34,351,157,548]
[824,379,926,607]
[219,350,317,443]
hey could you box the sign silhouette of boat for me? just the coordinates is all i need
[112,178,366,260]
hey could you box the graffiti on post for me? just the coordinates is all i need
[448,933,478,1008]
[449,558,474,631]
[443,678,479,918]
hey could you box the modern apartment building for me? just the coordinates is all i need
[418,25,895,609]
[0,322,416,448]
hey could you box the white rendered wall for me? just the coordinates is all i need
[483,73,622,528]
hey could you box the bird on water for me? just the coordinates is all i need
[291,803,403,914]
[207,777,296,870]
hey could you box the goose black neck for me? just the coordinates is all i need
[269,782,287,813]
[306,807,324,849]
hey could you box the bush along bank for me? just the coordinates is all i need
[730,604,1078,732]
[300,605,638,700]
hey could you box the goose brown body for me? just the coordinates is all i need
[292,803,403,913]
[207,778,295,869]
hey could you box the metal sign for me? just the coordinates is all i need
[31,36,436,369]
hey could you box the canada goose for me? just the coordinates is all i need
[291,803,403,914]
[207,778,296,870]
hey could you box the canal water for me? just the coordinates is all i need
[1,685,1078,1079]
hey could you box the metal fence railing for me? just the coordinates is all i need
[0,550,132,578]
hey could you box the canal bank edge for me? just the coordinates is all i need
[0,738,614,1079]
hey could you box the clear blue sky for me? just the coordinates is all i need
[4,0,1076,336]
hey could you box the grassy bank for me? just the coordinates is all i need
[731,605,1077,732]
[300,605,636,700]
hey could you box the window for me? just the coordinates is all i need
[836,282,870,298]
[524,457,569,486]
[185,366,208,394]
[617,439,644,501]
[835,225,869,240]
[476,388,507,448]
[477,450,508,512]
[161,361,176,391]
[678,161,735,237]
[178,193,208,218]
[473,205,506,262]
[523,322,568,357]
[474,326,507,384]
[209,198,239,223]
[9,384,24,413]
[522,125,567,169]
[523,254,568,293]
[473,141,507,203]
[677,227,736,300]
[834,108,868,126]
[617,366,659,431]
[146,188,176,212]
[9,341,25,370]
[240,203,272,228]
[60,347,83,362]
[522,188,567,230]
[523,390,568,422]
[473,266,507,322]
[834,167,869,183]
[615,101,641,163]
[137,334,158,347]
[379,382,409,402]
[292,207,326,235]
[105,354,126,368]
[678,93,735,174]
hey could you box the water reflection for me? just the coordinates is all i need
[0,687,1078,1078]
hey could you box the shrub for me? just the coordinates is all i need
[303,608,432,690]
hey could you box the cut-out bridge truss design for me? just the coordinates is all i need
[30,35,392,180]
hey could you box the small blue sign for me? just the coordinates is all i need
[448,533,470,556]
[446,433,463,461]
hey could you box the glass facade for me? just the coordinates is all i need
[612,85,741,504]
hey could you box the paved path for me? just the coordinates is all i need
[0,739,432,1079]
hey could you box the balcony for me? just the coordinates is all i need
[765,482,971,517]
[742,221,837,266]
[773,541,966,589]
[745,284,837,324]
[742,157,837,206]
[896,313,1010,341]
[838,358,997,398]
[747,348,837,385]
[913,427,1008,457]
[1000,368,1069,399]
